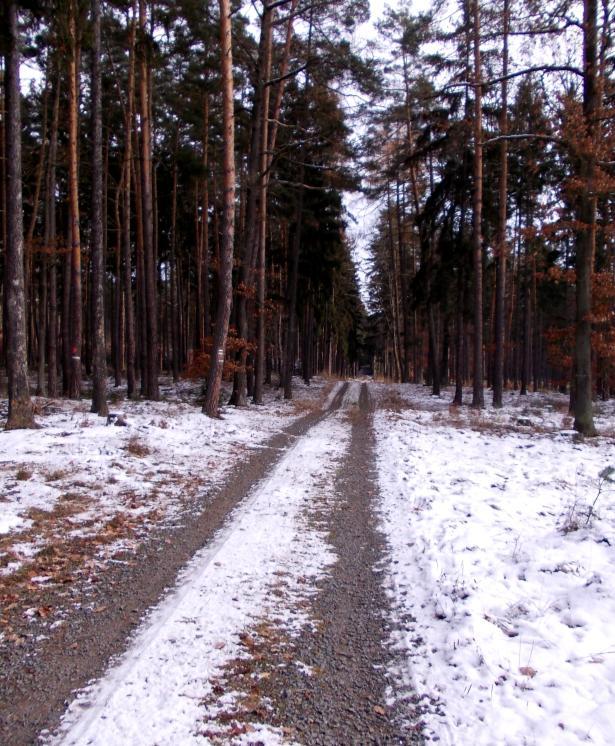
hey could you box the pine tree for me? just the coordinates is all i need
[3,0,36,429]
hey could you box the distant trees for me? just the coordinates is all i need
[1,0,611,433]
[366,0,614,434]
[0,0,366,426]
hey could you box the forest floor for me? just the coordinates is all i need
[1,378,614,745]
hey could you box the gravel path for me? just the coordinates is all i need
[0,384,348,746]
[255,383,423,744]
[1,381,425,745]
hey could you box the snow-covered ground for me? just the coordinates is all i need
[0,378,330,636]
[374,384,615,746]
[45,399,353,746]
[6,376,615,745]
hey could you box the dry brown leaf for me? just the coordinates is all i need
[519,666,537,678]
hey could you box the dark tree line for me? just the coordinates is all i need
[0,0,370,424]
[2,0,612,436]
[365,0,614,435]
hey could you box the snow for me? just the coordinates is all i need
[6,376,615,744]
[374,383,615,746]
[0,377,329,582]
[47,407,351,746]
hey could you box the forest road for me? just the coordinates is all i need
[0,383,350,746]
[251,382,423,745]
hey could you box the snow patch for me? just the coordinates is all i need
[375,383,615,746]
[49,411,351,745]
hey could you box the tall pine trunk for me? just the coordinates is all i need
[471,0,484,408]
[41,72,61,397]
[5,1,35,429]
[492,0,509,408]
[67,0,82,399]
[138,0,159,400]
[203,0,235,417]
[90,0,108,415]
[283,185,303,399]
[253,2,274,405]
[123,1,137,397]
[573,0,598,436]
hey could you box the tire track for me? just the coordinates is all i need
[0,382,349,746]
[253,383,423,744]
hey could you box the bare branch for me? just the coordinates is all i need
[265,63,308,88]
[441,64,584,95]
[482,133,565,147]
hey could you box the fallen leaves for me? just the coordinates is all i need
[519,666,537,678]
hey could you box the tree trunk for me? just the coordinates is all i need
[113,176,123,386]
[138,0,159,400]
[41,73,60,397]
[573,0,598,436]
[453,266,464,405]
[170,144,180,380]
[428,303,440,396]
[67,1,82,399]
[492,0,509,408]
[283,187,303,399]
[5,1,35,429]
[203,0,235,417]
[253,2,274,405]
[27,83,49,371]
[37,69,60,397]
[123,1,137,397]
[90,0,108,416]
[202,95,211,340]
[520,269,531,396]
[471,0,484,408]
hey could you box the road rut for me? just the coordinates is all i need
[0,383,349,746]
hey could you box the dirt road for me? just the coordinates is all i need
[1,382,421,745]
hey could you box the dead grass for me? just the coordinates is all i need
[27,503,79,524]
[45,469,68,482]
[201,617,294,741]
[15,468,32,481]
[379,390,411,413]
[291,398,322,415]
[125,435,150,458]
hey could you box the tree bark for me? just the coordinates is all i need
[283,185,303,399]
[5,1,36,429]
[203,0,235,417]
[41,71,60,397]
[492,0,509,408]
[90,0,108,416]
[138,0,159,400]
[123,1,137,397]
[28,83,49,371]
[253,1,274,405]
[170,141,180,380]
[573,0,598,436]
[67,0,82,399]
[471,0,484,408]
